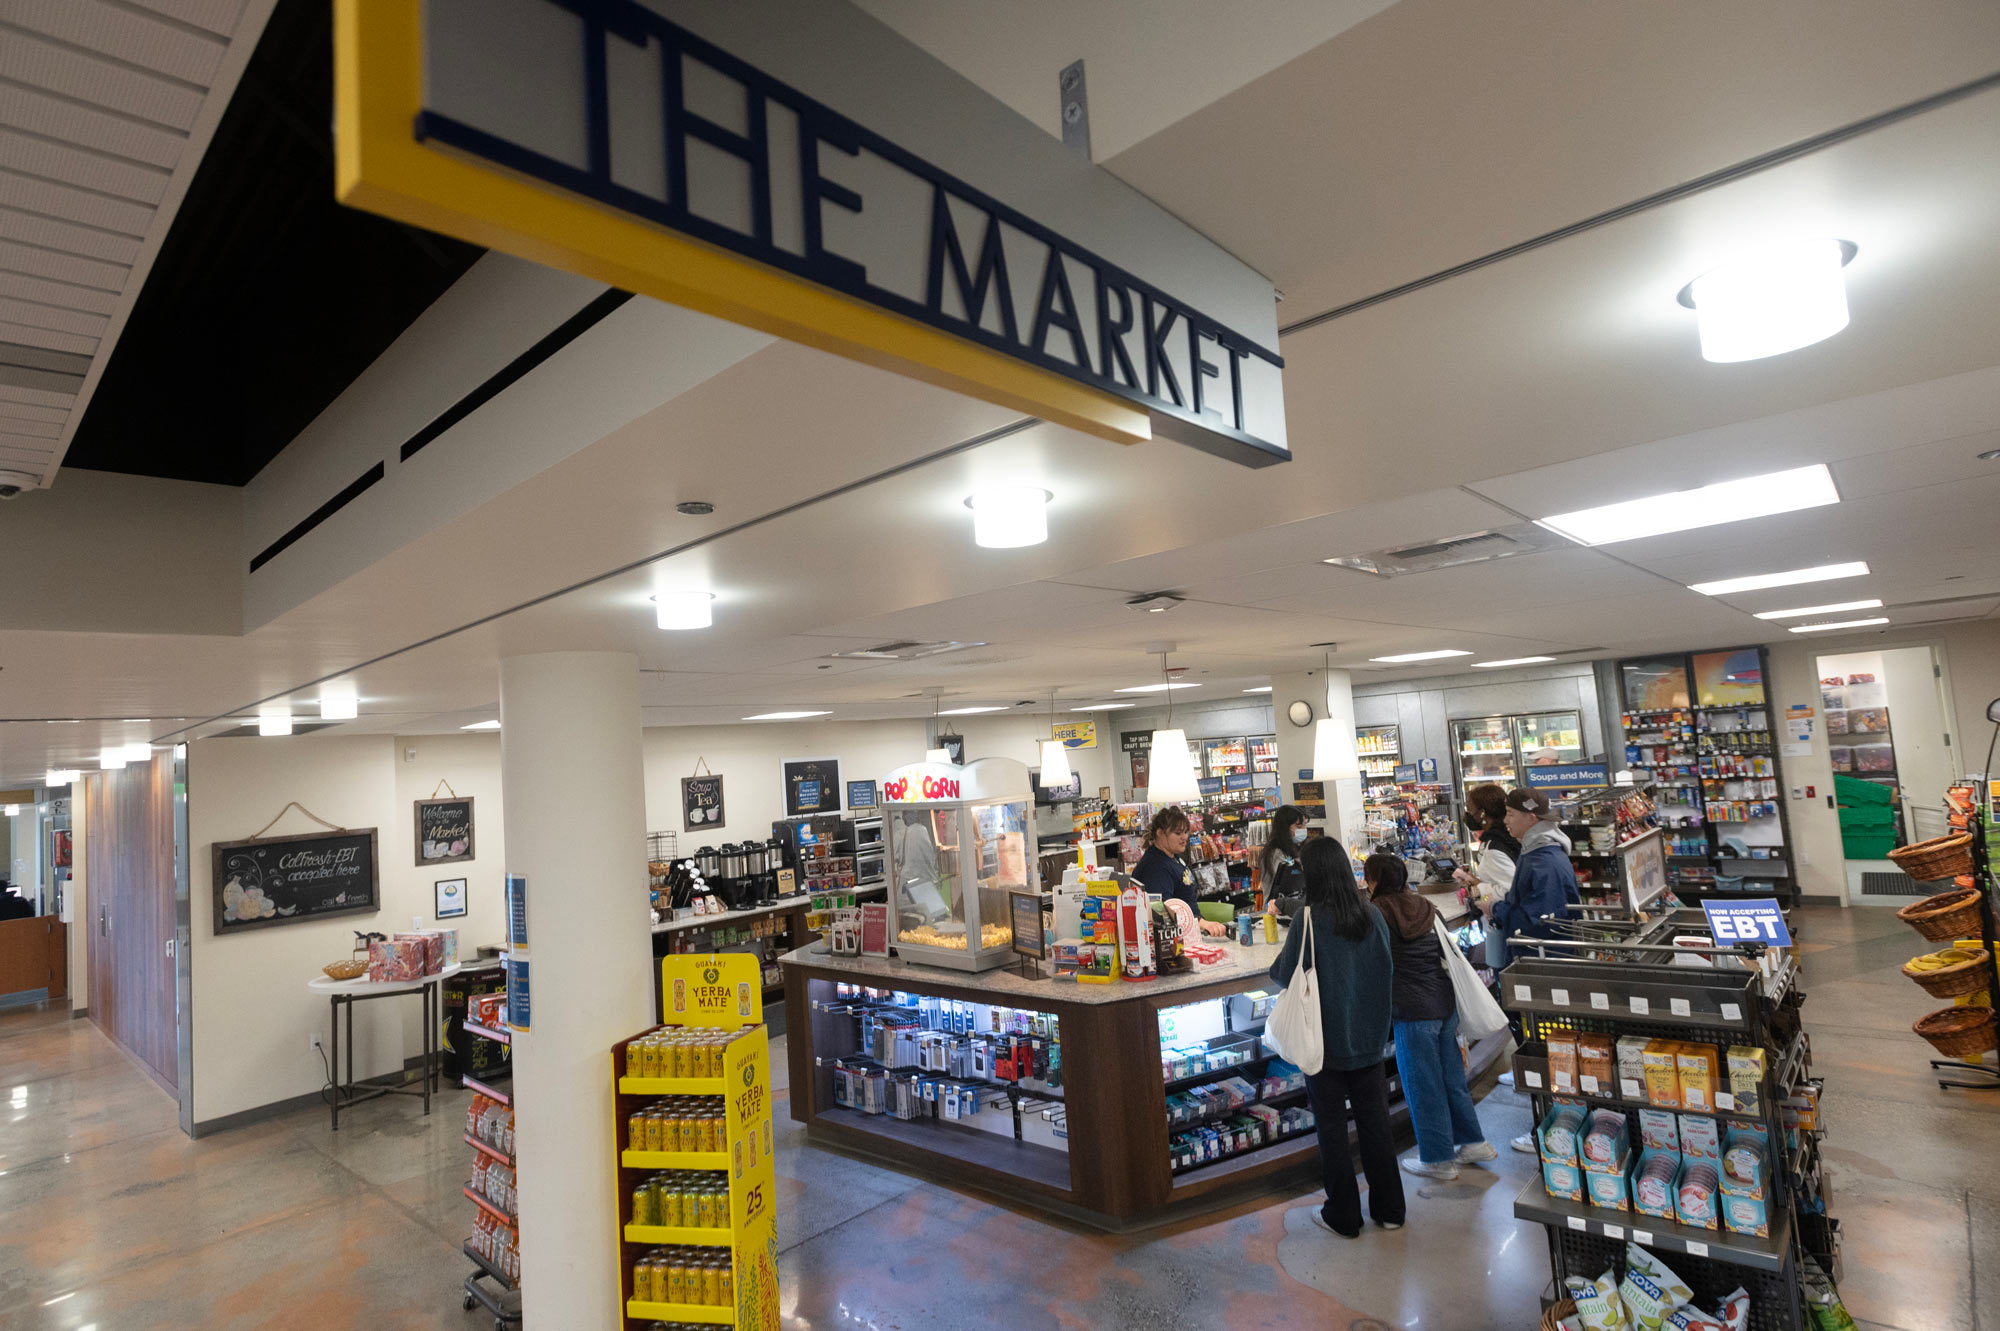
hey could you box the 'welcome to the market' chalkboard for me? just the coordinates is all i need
[212,828,380,934]
[415,796,475,866]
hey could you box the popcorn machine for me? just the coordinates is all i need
[880,757,1040,972]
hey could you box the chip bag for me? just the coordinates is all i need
[1570,1271,1631,1331]
[1715,1288,1750,1331]
[1618,1244,1694,1331]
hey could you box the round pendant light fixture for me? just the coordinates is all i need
[965,487,1052,548]
[1678,238,1856,363]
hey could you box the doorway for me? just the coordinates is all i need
[1817,645,1955,904]
[82,759,180,1094]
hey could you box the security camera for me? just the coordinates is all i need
[0,470,39,499]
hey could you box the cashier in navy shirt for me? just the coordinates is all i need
[1133,807,1228,937]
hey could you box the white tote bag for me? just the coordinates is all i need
[1435,915,1508,1041]
[1264,908,1325,1074]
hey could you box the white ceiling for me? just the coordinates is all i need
[0,0,272,486]
[4,1,2000,784]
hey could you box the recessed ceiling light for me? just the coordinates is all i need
[258,709,292,737]
[964,487,1051,548]
[122,718,148,724]
[320,681,358,720]
[462,720,502,731]
[1242,686,1273,693]
[1687,561,1868,596]
[1536,464,1839,546]
[1472,656,1557,668]
[1678,238,1856,362]
[1114,682,1200,693]
[1788,617,1890,633]
[1752,598,1883,621]
[743,710,832,721]
[1369,650,1474,664]
[936,706,1007,715]
[652,591,715,631]
[99,747,126,770]
[1069,702,1135,710]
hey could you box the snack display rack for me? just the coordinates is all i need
[1553,785,1669,919]
[460,986,520,1330]
[1502,910,1836,1331]
[1911,777,1999,1090]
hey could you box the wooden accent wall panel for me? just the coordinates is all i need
[83,762,178,1092]
[0,916,66,999]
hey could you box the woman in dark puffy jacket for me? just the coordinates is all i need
[1364,852,1495,1181]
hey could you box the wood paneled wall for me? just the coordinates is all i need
[83,760,178,1093]
[0,916,65,999]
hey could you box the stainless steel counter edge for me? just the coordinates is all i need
[777,938,1288,1005]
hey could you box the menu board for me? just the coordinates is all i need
[783,757,842,817]
[681,772,726,830]
[211,828,380,934]
[414,796,475,866]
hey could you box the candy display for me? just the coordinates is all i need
[1578,1032,1616,1096]
[1724,1045,1765,1113]
[1720,1128,1767,1196]
[1616,1036,1651,1098]
[1585,1157,1631,1212]
[1631,1148,1678,1219]
[1678,1112,1719,1161]
[1675,1045,1718,1112]
[1582,1108,1630,1168]
[1539,1104,1587,1164]
[1637,1108,1678,1152]
[1642,1041,1682,1109]
[1549,1030,1581,1094]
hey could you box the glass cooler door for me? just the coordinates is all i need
[1514,711,1584,768]
[1453,716,1518,799]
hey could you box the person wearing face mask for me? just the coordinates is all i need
[1483,787,1579,966]
[1259,804,1313,919]
[1133,807,1228,937]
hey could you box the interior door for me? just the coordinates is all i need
[82,762,178,1093]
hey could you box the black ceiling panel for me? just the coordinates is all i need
[64,0,484,487]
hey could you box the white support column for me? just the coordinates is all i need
[501,652,653,1326]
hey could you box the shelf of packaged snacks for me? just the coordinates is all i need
[1168,1085,1307,1130]
[625,1224,736,1246]
[626,1300,733,1325]
[1512,1184,1791,1273]
[622,1148,730,1170]
[462,1074,510,1105]
[463,1185,517,1228]
[464,1134,514,1166]
[618,1074,727,1096]
[463,1021,510,1045]
[1509,1051,1770,1125]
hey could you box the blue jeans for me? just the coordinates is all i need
[1393,1010,1488,1164]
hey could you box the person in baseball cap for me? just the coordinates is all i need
[1503,787,1555,822]
[1484,784,1582,1155]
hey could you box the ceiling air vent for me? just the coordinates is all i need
[826,640,989,660]
[1322,523,1568,577]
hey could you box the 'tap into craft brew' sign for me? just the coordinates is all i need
[335,0,1286,467]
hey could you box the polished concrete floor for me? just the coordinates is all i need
[0,905,1993,1330]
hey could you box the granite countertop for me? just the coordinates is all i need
[777,937,1287,1005]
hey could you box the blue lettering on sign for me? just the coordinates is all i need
[1702,898,1792,947]
[1522,763,1609,790]
[413,0,1286,466]
[1393,763,1418,784]
[1224,772,1254,792]
[798,780,821,808]
[1196,776,1225,796]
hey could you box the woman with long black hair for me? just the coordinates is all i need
[1268,837,1404,1237]
[1258,804,1312,919]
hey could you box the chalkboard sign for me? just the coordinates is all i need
[681,772,726,831]
[414,797,475,866]
[783,756,842,817]
[211,828,380,934]
[1010,890,1046,960]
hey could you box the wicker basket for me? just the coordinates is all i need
[322,959,368,981]
[1897,887,1985,942]
[1913,1006,1998,1058]
[1888,833,1974,882]
[1539,1298,1578,1331]
[1902,948,1994,1000]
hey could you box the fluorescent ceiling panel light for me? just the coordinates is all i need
[1681,238,1854,363]
[1752,598,1883,621]
[1687,561,1869,596]
[936,706,1007,715]
[1242,686,1273,693]
[99,747,126,770]
[1368,650,1473,664]
[964,486,1051,548]
[257,709,292,737]
[462,720,502,731]
[1114,682,1200,694]
[122,718,148,724]
[1147,728,1201,802]
[121,743,151,763]
[1536,464,1840,546]
[1038,739,1073,788]
[743,710,831,721]
[319,681,358,720]
[1472,656,1558,668]
[1069,702,1134,711]
[1788,617,1890,633]
[653,591,715,630]
[3,805,15,817]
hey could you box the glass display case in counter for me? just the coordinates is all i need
[881,758,1040,972]
[1157,990,1322,1176]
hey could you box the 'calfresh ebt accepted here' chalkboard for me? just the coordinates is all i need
[212,828,380,934]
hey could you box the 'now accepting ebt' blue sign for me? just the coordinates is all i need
[1702,898,1792,947]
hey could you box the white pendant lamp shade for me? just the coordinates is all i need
[1686,238,1852,363]
[1147,727,1200,803]
[258,708,293,737]
[965,487,1051,548]
[1038,738,1073,788]
[653,591,715,630]
[99,747,126,770]
[1313,719,1362,782]
[320,681,358,720]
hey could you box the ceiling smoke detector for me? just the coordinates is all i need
[1126,592,1185,614]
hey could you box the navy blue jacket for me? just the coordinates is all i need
[1268,905,1394,1071]
[1490,836,1580,959]
[1133,846,1198,910]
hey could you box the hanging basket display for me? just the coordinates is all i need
[1901,947,1994,1000]
[1895,886,1985,943]
[1913,1006,1998,1059]
[1887,833,1974,882]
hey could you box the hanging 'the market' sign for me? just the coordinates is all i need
[335,0,1286,467]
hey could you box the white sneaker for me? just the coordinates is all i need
[1510,1133,1538,1154]
[1456,1141,1499,1163]
[1378,1220,1403,1230]
[1496,1071,1515,1088]
[1402,1158,1459,1180]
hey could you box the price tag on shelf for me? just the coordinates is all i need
[1567,1216,1587,1231]
[1670,998,1692,1017]
[1715,1092,1736,1111]
[1515,984,1532,1003]
[1629,997,1650,1016]
[1590,992,1610,1010]
[1524,1070,1543,1090]
[1720,1003,1742,1022]
[1621,1078,1644,1100]
[1686,1241,1709,1257]
[1603,1224,1624,1240]
[1551,988,1571,1007]
[1633,1230,1654,1246]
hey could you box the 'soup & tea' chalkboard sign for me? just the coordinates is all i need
[212,828,381,935]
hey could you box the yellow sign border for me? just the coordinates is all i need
[333,0,1148,446]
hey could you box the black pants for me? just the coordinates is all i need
[1303,1060,1406,1235]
